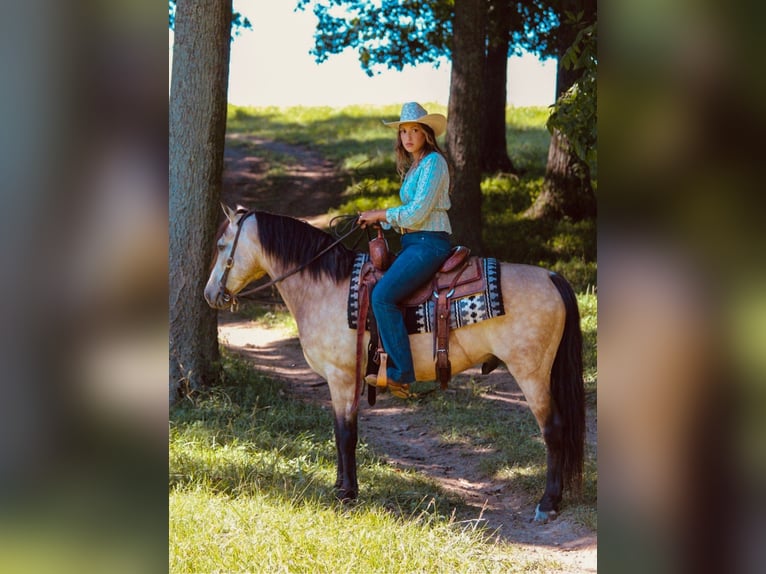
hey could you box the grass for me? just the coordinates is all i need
[505,106,554,177]
[170,356,571,572]
[170,489,563,573]
[420,381,548,492]
[227,103,414,169]
[226,299,299,334]
[578,291,598,398]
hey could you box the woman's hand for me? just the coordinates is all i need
[357,209,387,229]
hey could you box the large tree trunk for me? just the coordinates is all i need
[169,0,232,402]
[528,0,597,221]
[527,129,595,220]
[481,0,515,174]
[447,0,487,251]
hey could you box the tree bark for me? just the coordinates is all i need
[447,0,487,252]
[527,129,595,220]
[169,0,232,402]
[481,0,515,174]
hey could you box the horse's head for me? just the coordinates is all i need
[204,204,268,310]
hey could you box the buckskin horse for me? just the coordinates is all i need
[204,204,585,521]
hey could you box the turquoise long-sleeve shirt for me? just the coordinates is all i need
[384,151,452,234]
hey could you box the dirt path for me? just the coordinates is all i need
[223,133,346,227]
[219,136,597,572]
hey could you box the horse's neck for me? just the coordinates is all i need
[274,273,342,329]
[248,229,344,329]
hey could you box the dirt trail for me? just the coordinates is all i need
[223,133,345,227]
[219,136,597,572]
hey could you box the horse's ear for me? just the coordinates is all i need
[221,203,238,225]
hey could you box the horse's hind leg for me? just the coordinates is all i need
[512,373,564,522]
[537,405,564,521]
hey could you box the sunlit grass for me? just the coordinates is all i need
[226,102,548,180]
[578,292,598,398]
[506,105,552,128]
[228,301,299,335]
[170,486,564,573]
[505,106,552,177]
[169,355,575,572]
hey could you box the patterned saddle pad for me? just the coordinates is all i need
[347,253,505,335]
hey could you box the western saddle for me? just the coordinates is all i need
[354,228,486,406]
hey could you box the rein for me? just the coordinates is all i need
[218,211,361,309]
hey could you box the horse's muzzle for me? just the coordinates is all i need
[220,290,238,311]
[206,286,239,312]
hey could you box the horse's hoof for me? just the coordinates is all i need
[335,489,357,504]
[533,504,558,523]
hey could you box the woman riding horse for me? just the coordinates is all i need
[358,102,452,399]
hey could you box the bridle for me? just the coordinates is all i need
[216,210,253,309]
[216,211,361,311]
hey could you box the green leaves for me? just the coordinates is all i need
[299,0,453,73]
[299,0,561,74]
[547,19,597,166]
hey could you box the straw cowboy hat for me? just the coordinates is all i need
[382,102,447,137]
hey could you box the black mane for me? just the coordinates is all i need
[254,211,357,283]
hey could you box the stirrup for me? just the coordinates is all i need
[376,353,388,388]
[364,374,378,386]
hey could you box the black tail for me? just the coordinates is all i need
[548,272,586,493]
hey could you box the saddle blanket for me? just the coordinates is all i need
[347,253,505,335]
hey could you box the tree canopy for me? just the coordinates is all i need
[297,0,452,74]
[297,0,559,75]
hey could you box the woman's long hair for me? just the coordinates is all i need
[393,123,448,180]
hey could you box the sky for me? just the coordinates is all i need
[171,1,557,108]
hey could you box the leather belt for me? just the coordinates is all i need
[402,228,447,234]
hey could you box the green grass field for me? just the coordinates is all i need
[170,339,596,572]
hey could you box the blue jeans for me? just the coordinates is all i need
[371,231,452,383]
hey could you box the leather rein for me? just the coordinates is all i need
[217,211,361,310]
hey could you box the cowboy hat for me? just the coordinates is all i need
[382,102,447,137]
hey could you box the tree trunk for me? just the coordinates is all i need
[169,0,232,402]
[447,0,487,252]
[527,129,595,220]
[481,0,515,174]
[527,0,597,221]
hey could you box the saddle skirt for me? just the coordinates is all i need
[347,253,505,335]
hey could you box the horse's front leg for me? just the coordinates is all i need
[332,409,358,501]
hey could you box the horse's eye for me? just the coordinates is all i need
[217,244,225,252]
